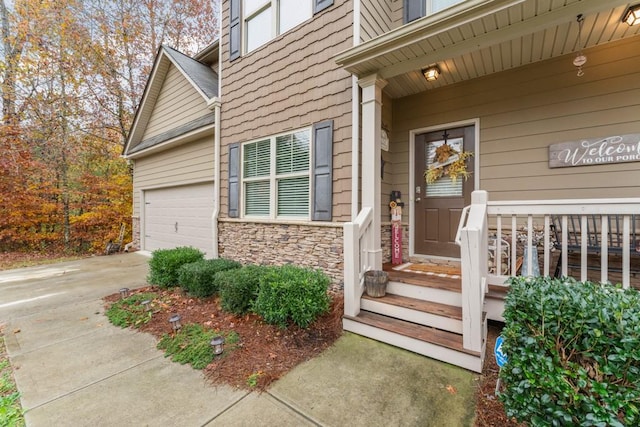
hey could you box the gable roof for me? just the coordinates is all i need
[123,43,219,158]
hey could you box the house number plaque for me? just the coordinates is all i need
[548,133,640,168]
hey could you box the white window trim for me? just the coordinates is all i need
[243,0,312,54]
[240,127,312,220]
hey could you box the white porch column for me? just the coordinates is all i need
[359,74,387,270]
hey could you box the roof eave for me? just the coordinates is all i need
[335,0,524,76]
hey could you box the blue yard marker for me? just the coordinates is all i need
[494,335,507,367]
[494,335,507,395]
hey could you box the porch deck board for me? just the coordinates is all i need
[345,310,480,357]
[384,266,462,292]
[361,293,462,320]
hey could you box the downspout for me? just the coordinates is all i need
[351,0,361,220]
[210,13,224,258]
[209,97,221,258]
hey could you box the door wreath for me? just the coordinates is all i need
[424,142,473,184]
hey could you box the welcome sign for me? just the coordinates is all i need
[548,133,640,168]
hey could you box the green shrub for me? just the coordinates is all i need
[218,265,271,314]
[105,292,157,328]
[157,324,239,369]
[499,276,640,427]
[253,265,330,328]
[147,247,204,288]
[178,258,242,298]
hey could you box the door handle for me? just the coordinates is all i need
[415,197,421,202]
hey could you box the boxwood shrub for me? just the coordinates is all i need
[253,265,330,328]
[217,265,271,315]
[147,247,204,288]
[178,258,242,298]
[499,276,640,426]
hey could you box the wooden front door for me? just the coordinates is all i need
[414,125,475,258]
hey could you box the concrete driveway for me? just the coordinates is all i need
[0,253,477,426]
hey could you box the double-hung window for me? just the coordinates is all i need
[242,129,311,219]
[244,0,313,53]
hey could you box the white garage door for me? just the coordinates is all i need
[144,183,214,256]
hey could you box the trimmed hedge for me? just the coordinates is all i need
[253,265,330,328]
[499,276,640,426]
[178,258,242,298]
[218,265,270,315]
[147,247,204,288]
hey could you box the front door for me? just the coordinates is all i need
[414,125,475,258]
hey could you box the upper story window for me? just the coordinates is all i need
[229,0,334,61]
[428,0,464,15]
[404,0,465,24]
[244,0,313,53]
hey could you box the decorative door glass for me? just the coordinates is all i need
[425,137,463,197]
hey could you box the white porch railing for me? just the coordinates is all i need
[343,207,375,317]
[458,191,640,353]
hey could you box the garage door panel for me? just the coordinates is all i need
[144,183,214,256]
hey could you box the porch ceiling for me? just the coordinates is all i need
[336,0,640,99]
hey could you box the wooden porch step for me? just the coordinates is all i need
[384,268,461,292]
[362,293,462,320]
[361,293,463,333]
[343,311,485,373]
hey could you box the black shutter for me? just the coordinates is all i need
[404,0,425,24]
[312,121,333,221]
[228,143,240,217]
[313,0,333,14]
[229,0,241,61]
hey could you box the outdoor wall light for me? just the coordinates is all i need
[141,299,152,312]
[119,287,130,299]
[210,336,225,355]
[623,4,640,26]
[169,314,182,331]
[422,65,440,82]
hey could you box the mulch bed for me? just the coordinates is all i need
[104,286,344,391]
[104,286,520,425]
[475,321,524,426]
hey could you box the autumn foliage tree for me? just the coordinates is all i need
[0,0,218,254]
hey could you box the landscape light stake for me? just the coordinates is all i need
[169,314,182,332]
[141,299,152,312]
[119,288,130,299]
[210,336,225,355]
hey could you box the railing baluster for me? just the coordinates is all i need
[562,215,568,277]
[601,215,608,283]
[623,215,630,289]
[526,215,533,276]
[544,215,550,277]
[496,215,502,275]
[511,215,517,276]
[581,215,588,281]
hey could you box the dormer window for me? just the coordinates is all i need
[244,0,312,53]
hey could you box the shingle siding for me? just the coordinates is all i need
[219,0,353,222]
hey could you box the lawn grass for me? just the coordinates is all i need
[0,332,25,427]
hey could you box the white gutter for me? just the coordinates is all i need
[209,96,221,259]
[351,0,361,220]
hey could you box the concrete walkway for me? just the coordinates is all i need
[0,253,477,426]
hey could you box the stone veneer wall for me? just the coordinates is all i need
[218,220,344,287]
[131,216,141,250]
[381,222,410,264]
